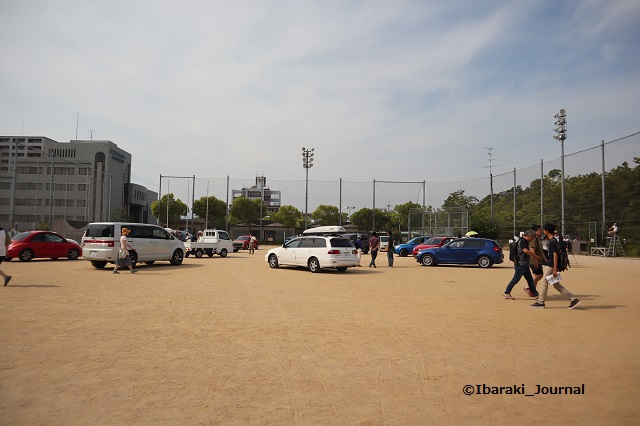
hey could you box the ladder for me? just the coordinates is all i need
[605,235,625,257]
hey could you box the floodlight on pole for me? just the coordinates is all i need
[553,108,567,238]
[302,147,315,230]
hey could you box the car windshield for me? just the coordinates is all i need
[11,232,31,241]
[424,237,441,245]
[236,236,249,241]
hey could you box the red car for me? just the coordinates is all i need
[233,235,259,250]
[6,231,83,262]
[412,236,456,257]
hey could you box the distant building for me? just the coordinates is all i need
[231,176,281,213]
[0,136,157,232]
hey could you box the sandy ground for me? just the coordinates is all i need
[0,248,639,425]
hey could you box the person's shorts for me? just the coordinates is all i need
[530,264,543,275]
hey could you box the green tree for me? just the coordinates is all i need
[192,196,227,229]
[110,207,132,222]
[229,197,264,229]
[273,205,302,229]
[151,193,188,227]
[311,204,341,226]
[393,201,423,230]
[443,189,479,209]
[350,208,391,232]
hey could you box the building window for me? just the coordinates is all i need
[77,200,86,207]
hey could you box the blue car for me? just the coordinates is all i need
[415,238,504,268]
[393,236,431,257]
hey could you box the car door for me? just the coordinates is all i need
[217,231,233,253]
[152,226,173,260]
[127,225,154,261]
[439,240,464,263]
[47,233,68,258]
[462,239,484,263]
[30,233,51,257]
[279,238,301,266]
[296,238,316,266]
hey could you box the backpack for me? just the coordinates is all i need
[557,239,570,272]
[509,239,520,263]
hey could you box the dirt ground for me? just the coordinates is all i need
[1,248,639,425]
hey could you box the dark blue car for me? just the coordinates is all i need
[415,238,504,268]
[393,236,431,257]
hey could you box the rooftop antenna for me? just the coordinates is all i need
[483,147,500,220]
[89,130,95,141]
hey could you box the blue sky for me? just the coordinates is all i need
[2,0,639,211]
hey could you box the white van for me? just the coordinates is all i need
[82,222,186,269]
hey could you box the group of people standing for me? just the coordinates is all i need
[503,223,581,309]
[352,231,395,268]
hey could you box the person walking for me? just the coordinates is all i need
[524,225,546,297]
[354,236,363,266]
[386,230,394,267]
[503,230,540,299]
[369,232,379,268]
[1,226,12,286]
[530,223,581,309]
[113,227,138,274]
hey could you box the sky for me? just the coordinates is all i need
[2,0,639,212]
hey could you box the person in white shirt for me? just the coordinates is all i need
[0,226,13,286]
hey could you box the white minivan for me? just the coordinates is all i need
[82,222,186,269]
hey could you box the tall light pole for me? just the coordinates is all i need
[302,147,314,230]
[553,108,567,238]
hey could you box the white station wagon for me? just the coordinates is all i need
[265,235,358,273]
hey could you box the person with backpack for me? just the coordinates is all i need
[1,226,13,286]
[503,230,540,300]
[524,225,547,298]
[530,223,581,309]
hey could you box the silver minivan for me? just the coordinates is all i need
[82,222,186,269]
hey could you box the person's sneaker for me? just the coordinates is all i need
[503,293,514,300]
[524,288,535,297]
[529,302,545,309]
[131,269,138,274]
[4,276,12,286]
[568,299,581,309]
[113,270,119,274]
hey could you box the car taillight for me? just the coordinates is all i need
[328,250,341,255]
[493,246,502,252]
[352,250,357,254]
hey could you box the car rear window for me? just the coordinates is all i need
[11,232,31,241]
[85,225,115,238]
[329,238,353,248]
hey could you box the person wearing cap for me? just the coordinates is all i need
[503,229,540,300]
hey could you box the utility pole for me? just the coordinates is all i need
[483,147,499,221]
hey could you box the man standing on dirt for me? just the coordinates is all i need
[369,232,379,268]
[386,230,394,267]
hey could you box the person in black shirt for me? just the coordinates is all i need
[530,223,581,309]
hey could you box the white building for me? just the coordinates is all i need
[0,136,157,232]
[231,176,281,213]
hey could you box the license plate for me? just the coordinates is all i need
[90,251,98,257]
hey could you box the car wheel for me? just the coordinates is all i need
[67,248,80,260]
[363,247,369,254]
[129,251,138,268]
[336,267,348,272]
[170,249,184,265]
[399,248,408,257]
[219,248,228,257]
[308,257,321,273]
[195,249,203,258]
[268,254,279,268]
[421,254,435,266]
[91,260,107,269]
[477,255,493,268]
[144,261,155,265]
[19,249,34,261]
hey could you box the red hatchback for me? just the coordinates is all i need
[233,235,260,250]
[6,231,83,262]
[412,236,455,257]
